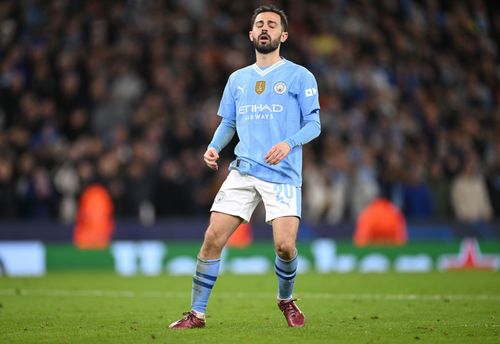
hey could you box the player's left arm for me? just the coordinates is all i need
[265,69,321,166]
[265,115,320,165]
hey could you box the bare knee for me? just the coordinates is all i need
[275,241,296,260]
[199,225,227,259]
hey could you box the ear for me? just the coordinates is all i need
[280,32,288,43]
[249,31,254,42]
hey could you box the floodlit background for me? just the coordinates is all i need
[0,0,499,275]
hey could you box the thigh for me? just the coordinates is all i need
[211,170,261,223]
[200,211,243,259]
[255,178,301,224]
[204,211,242,245]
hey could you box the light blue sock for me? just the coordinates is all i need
[274,252,298,300]
[191,257,220,314]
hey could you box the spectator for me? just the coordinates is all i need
[349,146,379,219]
[0,0,498,224]
[427,160,452,219]
[0,153,17,218]
[451,152,493,222]
[402,161,433,219]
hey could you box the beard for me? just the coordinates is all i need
[253,34,281,54]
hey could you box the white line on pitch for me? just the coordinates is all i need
[0,289,499,301]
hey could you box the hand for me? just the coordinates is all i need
[204,147,220,170]
[265,142,291,165]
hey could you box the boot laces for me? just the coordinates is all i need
[283,299,298,316]
[181,312,195,321]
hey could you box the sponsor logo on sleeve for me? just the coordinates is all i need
[305,87,318,97]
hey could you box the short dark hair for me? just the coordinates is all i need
[251,5,288,32]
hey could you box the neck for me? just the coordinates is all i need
[255,50,282,67]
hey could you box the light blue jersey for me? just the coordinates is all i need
[212,58,320,186]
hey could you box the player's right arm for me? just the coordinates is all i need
[204,147,220,170]
[205,117,236,170]
[205,73,238,170]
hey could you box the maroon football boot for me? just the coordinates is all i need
[278,299,305,327]
[169,311,206,329]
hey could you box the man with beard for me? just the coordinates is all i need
[169,5,321,329]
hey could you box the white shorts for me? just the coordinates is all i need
[211,170,301,224]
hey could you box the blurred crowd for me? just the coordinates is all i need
[0,0,499,226]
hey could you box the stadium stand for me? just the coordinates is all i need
[0,0,499,234]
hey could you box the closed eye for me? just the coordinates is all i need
[254,20,278,29]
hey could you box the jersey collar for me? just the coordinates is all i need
[252,58,287,76]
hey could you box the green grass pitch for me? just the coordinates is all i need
[0,271,499,343]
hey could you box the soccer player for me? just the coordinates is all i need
[169,4,321,329]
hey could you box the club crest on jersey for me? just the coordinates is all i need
[255,81,266,95]
[215,191,226,203]
[274,82,287,94]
